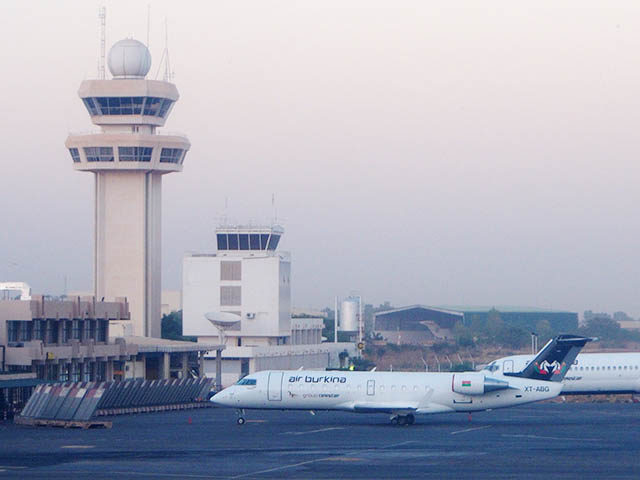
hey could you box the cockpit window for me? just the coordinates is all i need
[483,362,500,372]
[237,378,257,386]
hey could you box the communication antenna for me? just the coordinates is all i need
[272,193,278,224]
[98,6,106,79]
[146,4,151,49]
[155,18,173,81]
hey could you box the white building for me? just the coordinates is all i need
[183,225,354,386]
[65,39,190,338]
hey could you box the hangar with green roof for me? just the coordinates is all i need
[373,305,578,345]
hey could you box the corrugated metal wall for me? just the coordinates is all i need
[19,377,214,421]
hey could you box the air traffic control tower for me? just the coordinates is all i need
[65,39,190,338]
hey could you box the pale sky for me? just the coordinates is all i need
[1,1,640,316]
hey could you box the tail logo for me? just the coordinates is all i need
[535,360,565,375]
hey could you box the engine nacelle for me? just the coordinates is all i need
[452,373,509,396]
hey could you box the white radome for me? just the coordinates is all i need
[108,38,152,78]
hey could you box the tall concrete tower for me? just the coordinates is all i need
[66,38,190,337]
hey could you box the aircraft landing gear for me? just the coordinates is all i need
[390,414,415,426]
[236,409,246,425]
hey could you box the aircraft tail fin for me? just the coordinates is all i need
[504,334,593,382]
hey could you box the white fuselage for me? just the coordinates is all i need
[212,370,562,415]
[486,353,640,394]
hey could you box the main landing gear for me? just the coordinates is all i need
[236,409,246,425]
[390,414,415,426]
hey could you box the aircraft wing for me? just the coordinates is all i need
[351,402,418,414]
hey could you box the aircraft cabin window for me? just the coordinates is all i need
[401,386,407,391]
[380,386,385,392]
[413,386,418,391]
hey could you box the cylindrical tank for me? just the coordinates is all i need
[340,298,359,332]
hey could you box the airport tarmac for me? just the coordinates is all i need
[0,403,638,479]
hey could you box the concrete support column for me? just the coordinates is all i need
[215,349,222,390]
[162,352,170,379]
[198,352,205,378]
[181,352,189,378]
[106,358,114,381]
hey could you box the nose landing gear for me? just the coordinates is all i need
[236,409,246,425]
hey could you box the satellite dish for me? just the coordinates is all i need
[205,312,241,345]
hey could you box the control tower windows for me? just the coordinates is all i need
[84,147,114,162]
[228,234,239,250]
[83,98,99,115]
[260,234,269,249]
[267,234,281,250]
[82,96,173,118]
[69,148,80,163]
[239,234,250,250]
[118,146,153,162]
[217,234,228,250]
[159,148,184,164]
[249,234,260,250]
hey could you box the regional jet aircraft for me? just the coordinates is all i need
[211,334,592,425]
[485,352,640,395]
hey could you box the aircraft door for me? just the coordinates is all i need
[503,360,514,373]
[366,379,375,396]
[268,372,284,401]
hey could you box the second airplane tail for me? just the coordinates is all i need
[504,334,593,382]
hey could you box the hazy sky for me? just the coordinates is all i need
[2,1,640,316]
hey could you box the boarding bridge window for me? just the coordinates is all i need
[159,148,183,164]
[220,286,241,306]
[217,234,229,250]
[221,261,241,281]
[84,147,114,162]
[69,148,81,163]
[118,146,152,162]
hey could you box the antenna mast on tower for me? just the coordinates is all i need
[98,6,106,79]
[155,18,173,82]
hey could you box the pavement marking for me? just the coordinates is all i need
[282,427,344,435]
[450,425,492,435]
[245,419,267,423]
[231,439,417,478]
[61,445,95,449]
[502,434,600,442]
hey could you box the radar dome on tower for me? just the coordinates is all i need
[107,38,152,79]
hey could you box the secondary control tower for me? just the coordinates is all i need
[65,38,190,337]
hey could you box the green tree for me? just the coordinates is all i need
[161,310,196,342]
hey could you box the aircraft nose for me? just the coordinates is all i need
[211,389,234,407]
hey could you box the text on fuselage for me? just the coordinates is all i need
[289,375,347,384]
